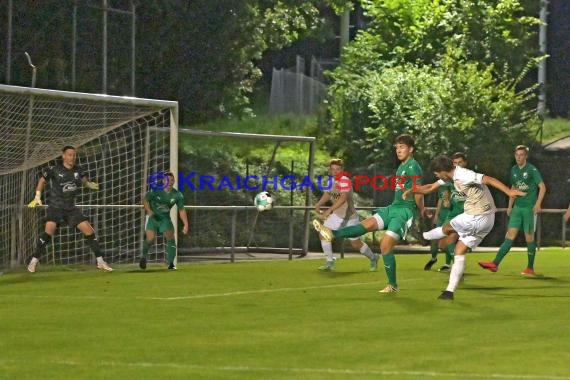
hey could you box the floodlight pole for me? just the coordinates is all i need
[537,0,549,144]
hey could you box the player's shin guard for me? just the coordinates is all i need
[446,255,465,292]
[527,241,537,268]
[382,252,397,287]
[33,232,52,258]
[333,224,367,239]
[494,239,513,265]
[84,234,102,257]
[166,239,176,265]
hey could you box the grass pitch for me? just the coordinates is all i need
[2,248,570,380]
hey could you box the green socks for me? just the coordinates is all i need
[333,223,367,239]
[430,241,439,259]
[527,241,536,269]
[142,240,151,258]
[382,252,397,287]
[166,239,177,264]
[445,243,455,265]
[494,239,513,265]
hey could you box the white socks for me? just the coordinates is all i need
[359,242,374,260]
[446,255,466,292]
[423,226,446,241]
[320,240,334,261]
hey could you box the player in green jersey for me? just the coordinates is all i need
[140,172,189,270]
[479,145,546,275]
[313,134,428,293]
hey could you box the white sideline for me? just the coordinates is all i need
[1,359,569,379]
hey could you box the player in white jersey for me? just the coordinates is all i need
[403,155,525,300]
[313,159,379,271]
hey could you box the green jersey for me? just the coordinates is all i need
[510,163,543,208]
[391,157,423,209]
[145,189,185,218]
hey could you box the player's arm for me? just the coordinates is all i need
[534,181,546,214]
[321,192,348,219]
[506,186,515,215]
[179,208,189,235]
[403,182,441,198]
[314,193,331,215]
[482,176,526,198]
[176,195,189,234]
[28,176,46,207]
[143,194,155,219]
[434,197,443,224]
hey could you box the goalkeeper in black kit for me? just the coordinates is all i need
[27,146,113,272]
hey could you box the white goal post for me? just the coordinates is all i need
[0,84,178,268]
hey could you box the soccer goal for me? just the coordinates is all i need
[0,84,178,269]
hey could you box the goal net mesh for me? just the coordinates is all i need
[0,85,175,268]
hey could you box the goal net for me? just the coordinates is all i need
[0,84,177,269]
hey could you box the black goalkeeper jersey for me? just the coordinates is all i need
[41,163,87,210]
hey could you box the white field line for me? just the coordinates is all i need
[1,280,427,301]
[0,359,568,380]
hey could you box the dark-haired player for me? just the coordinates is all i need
[27,146,112,272]
[140,172,189,270]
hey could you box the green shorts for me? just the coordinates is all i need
[373,205,415,240]
[508,206,535,234]
[146,215,174,233]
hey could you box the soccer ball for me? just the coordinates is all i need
[254,191,274,212]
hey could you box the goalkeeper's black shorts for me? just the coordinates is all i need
[46,207,89,228]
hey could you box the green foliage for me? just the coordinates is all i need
[341,0,539,79]
[327,61,539,178]
[325,0,541,178]
[137,0,351,123]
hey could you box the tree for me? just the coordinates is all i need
[324,0,541,178]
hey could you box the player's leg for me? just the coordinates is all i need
[344,216,377,271]
[349,238,378,271]
[163,229,177,270]
[75,216,113,272]
[314,209,382,242]
[438,241,469,300]
[440,213,494,300]
[521,209,537,275]
[378,208,412,293]
[492,208,523,266]
[28,221,57,273]
[317,214,342,271]
[439,232,458,272]
[140,229,156,270]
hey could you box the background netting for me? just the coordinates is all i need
[0,85,174,268]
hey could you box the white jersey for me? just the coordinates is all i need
[437,166,496,216]
[327,175,357,220]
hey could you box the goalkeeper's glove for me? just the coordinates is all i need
[28,191,42,208]
[85,181,99,190]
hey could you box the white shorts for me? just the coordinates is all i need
[449,212,495,249]
[324,213,361,241]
